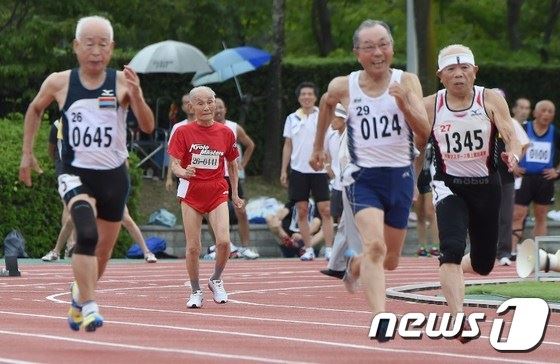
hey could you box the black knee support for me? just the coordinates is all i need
[70,200,98,256]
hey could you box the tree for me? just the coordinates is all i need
[311,0,334,56]
[0,0,30,33]
[263,0,285,182]
[414,0,437,95]
[507,0,524,50]
[541,0,560,62]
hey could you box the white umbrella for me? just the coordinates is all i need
[129,40,213,74]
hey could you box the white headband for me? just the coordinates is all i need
[437,53,475,72]
[334,103,347,120]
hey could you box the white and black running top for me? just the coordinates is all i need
[346,69,414,168]
[61,68,128,170]
[432,86,498,178]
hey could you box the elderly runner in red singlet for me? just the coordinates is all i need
[168,86,243,309]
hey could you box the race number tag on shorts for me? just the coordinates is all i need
[525,141,551,164]
[57,174,83,200]
[191,154,219,169]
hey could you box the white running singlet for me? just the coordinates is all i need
[346,69,414,168]
[432,86,496,177]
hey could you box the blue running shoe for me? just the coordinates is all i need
[67,282,82,331]
[81,311,104,332]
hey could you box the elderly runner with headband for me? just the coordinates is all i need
[422,44,521,342]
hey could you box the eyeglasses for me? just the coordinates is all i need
[355,42,391,53]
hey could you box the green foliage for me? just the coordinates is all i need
[0,116,141,258]
[466,281,560,302]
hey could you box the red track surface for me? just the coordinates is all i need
[0,257,557,363]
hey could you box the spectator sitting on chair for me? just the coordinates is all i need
[266,200,323,258]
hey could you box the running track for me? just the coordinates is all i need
[0,258,558,363]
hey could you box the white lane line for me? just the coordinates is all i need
[0,329,309,364]
[0,313,551,364]
[0,357,39,364]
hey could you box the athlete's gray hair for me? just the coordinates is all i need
[352,19,394,48]
[75,16,113,41]
[189,86,216,100]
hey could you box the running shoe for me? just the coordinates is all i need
[498,257,512,266]
[42,250,59,262]
[416,247,429,257]
[429,247,440,257]
[324,247,333,261]
[238,247,259,260]
[320,268,345,279]
[300,247,315,261]
[67,282,82,331]
[81,311,104,332]
[187,290,204,308]
[144,251,157,263]
[458,320,476,344]
[208,279,228,304]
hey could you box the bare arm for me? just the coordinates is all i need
[280,138,292,187]
[169,156,190,180]
[485,89,521,171]
[165,163,176,192]
[389,72,431,147]
[19,73,63,186]
[122,66,154,134]
[310,77,347,171]
[227,160,244,208]
[236,125,255,170]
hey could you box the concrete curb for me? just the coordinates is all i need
[386,278,560,312]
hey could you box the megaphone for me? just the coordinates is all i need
[516,239,560,278]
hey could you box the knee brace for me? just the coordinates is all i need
[70,200,98,256]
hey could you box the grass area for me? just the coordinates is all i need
[137,175,287,224]
[243,175,287,202]
[466,281,560,302]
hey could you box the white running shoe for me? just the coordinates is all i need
[187,290,203,308]
[42,250,59,262]
[238,247,259,259]
[300,247,315,261]
[208,279,228,303]
[144,251,157,263]
[324,247,332,261]
[498,257,512,266]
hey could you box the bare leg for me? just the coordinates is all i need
[533,204,549,237]
[317,200,333,248]
[67,195,99,304]
[415,197,428,247]
[439,263,464,316]
[296,201,311,248]
[207,202,231,281]
[383,225,406,270]
[182,203,203,291]
[95,219,122,279]
[355,207,387,315]
[121,206,150,255]
[54,204,74,254]
[234,205,251,247]
[511,204,528,255]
